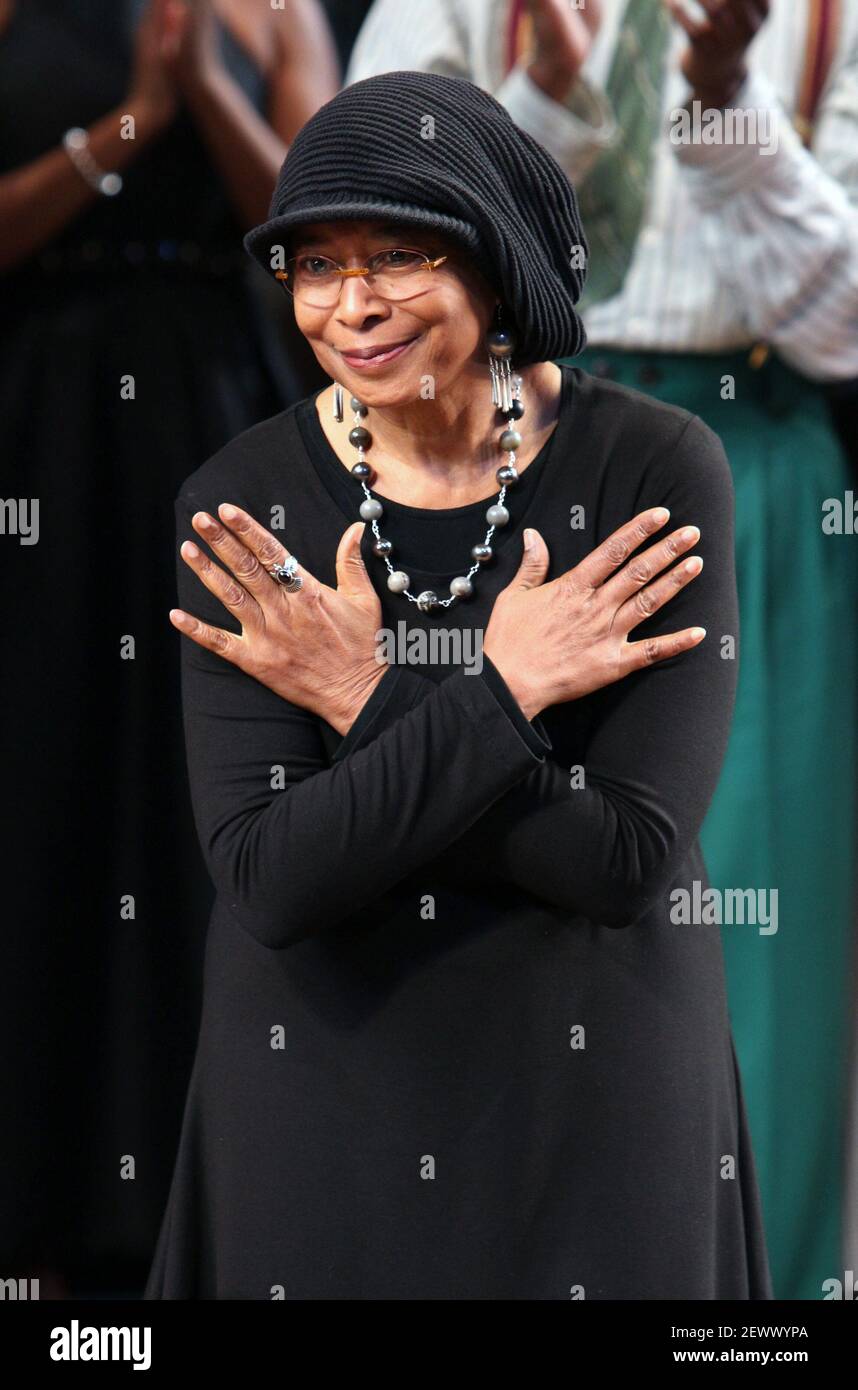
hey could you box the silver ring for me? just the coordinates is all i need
[268,556,303,593]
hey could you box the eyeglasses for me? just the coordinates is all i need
[275,247,449,308]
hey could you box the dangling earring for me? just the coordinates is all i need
[486,303,519,414]
[332,382,344,422]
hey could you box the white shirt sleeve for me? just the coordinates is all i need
[671,64,858,381]
[345,0,472,82]
[493,65,618,184]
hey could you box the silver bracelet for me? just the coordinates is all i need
[62,128,123,197]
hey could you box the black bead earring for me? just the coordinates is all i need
[486,303,520,414]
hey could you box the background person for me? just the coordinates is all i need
[0,0,339,1294]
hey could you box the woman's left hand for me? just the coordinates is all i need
[159,0,225,93]
[170,504,387,736]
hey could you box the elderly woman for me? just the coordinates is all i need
[144,71,772,1300]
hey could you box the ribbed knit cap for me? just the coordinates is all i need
[244,71,588,366]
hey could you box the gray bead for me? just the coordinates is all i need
[499,428,521,452]
[350,397,367,414]
[387,570,410,593]
[351,461,372,481]
[449,576,474,599]
[472,544,493,564]
[372,538,393,557]
[497,464,518,486]
[349,426,372,449]
[416,590,439,613]
[486,503,509,527]
[359,497,383,521]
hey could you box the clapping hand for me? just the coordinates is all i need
[665,0,770,107]
[127,0,180,130]
[526,0,602,102]
[158,0,225,94]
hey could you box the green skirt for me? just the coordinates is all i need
[565,346,857,1300]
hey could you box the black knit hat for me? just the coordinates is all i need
[244,71,588,366]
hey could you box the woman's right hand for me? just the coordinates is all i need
[127,0,179,132]
[483,508,706,720]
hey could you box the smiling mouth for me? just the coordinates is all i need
[337,335,421,368]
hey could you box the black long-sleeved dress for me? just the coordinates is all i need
[144,363,773,1300]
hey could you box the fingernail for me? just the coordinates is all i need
[691,627,707,640]
[220,504,237,521]
[523,528,533,551]
[182,541,199,558]
[681,526,700,542]
[653,508,670,525]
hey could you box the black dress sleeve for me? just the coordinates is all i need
[330,654,553,764]
[173,493,549,951]
[312,415,740,929]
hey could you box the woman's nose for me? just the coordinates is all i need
[335,271,389,322]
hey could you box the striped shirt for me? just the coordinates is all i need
[346,0,858,381]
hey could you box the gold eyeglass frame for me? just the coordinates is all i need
[274,248,449,301]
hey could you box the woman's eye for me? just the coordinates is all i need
[373,249,422,270]
[298,256,333,277]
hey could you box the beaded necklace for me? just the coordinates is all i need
[346,379,525,612]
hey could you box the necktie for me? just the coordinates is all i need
[575,0,672,309]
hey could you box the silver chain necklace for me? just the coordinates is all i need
[346,379,525,612]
